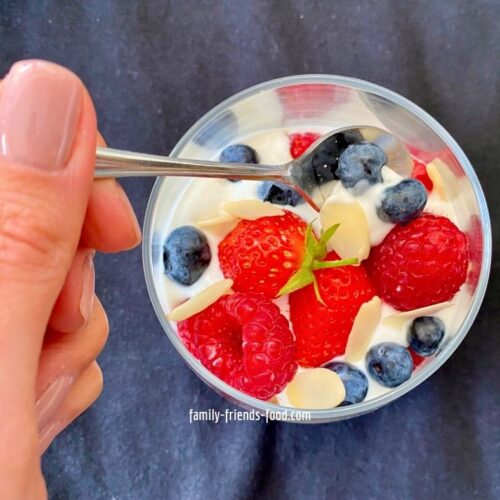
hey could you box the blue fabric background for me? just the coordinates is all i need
[1,1,499,498]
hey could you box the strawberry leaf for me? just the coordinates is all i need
[278,222,358,300]
[312,257,358,270]
[278,268,314,296]
[312,275,326,305]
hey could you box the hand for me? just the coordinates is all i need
[0,60,141,498]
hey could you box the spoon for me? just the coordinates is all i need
[95,126,413,211]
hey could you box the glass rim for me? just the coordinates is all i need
[142,74,492,422]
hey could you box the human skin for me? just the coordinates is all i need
[0,60,141,499]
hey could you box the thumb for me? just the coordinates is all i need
[0,61,96,407]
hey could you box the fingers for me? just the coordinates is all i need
[81,132,141,252]
[39,362,103,455]
[0,61,96,402]
[81,178,141,252]
[36,298,108,407]
[49,248,95,333]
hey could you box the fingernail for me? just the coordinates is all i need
[39,419,64,455]
[0,59,83,170]
[112,181,142,247]
[79,250,95,326]
[36,374,75,430]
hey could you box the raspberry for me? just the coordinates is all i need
[177,293,297,400]
[412,161,433,192]
[218,211,307,299]
[289,251,376,367]
[289,132,320,159]
[367,214,469,311]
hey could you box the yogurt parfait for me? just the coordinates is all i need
[144,77,489,417]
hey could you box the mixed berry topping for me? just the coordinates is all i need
[164,129,471,406]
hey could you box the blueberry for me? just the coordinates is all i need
[220,144,258,182]
[408,316,445,356]
[163,226,211,286]
[366,342,413,388]
[257,181,303,206]
[307,132,351,184]
[290,132,355,193]
[324,362,368,405]
[220,144,258,164]
[337,142,387,189]
[377,179,427,224]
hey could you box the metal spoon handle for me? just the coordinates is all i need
[95,147,288,180]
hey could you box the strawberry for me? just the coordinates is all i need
[289,251,376,367]
[409,349,426,369]
[177,293,297,400]
[218,211,307,299]
[367,214,469,311]
[412,161,433,192]
[289,132,320,159]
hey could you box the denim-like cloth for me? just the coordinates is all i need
[1,0,499,498]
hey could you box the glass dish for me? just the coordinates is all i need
[143,75,491,423]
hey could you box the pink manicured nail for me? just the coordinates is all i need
[0,60,83,170]
[79,250,95,325]
[36,373,75,430]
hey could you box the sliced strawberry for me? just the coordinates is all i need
[289,251,376,367]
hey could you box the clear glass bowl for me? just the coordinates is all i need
[143,75,491,423]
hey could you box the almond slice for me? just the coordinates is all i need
[345,296,382,362]
[320,195,370,261]
[383,301,453,329]
[196,213,239,229]
[427,158,457,201]
[220,200,284,220]
[168,279,233,321]
[286,368,346,409]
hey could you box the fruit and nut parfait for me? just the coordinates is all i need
[144,77,490,420]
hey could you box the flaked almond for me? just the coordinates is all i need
[286,368,346,409]
[320,196,370,261]
[383,301,453,329]
[196,213,239,229]
[427,158,457,201]
[221,199,284,220]
[168,279,233,321]
[345,296,382,362]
